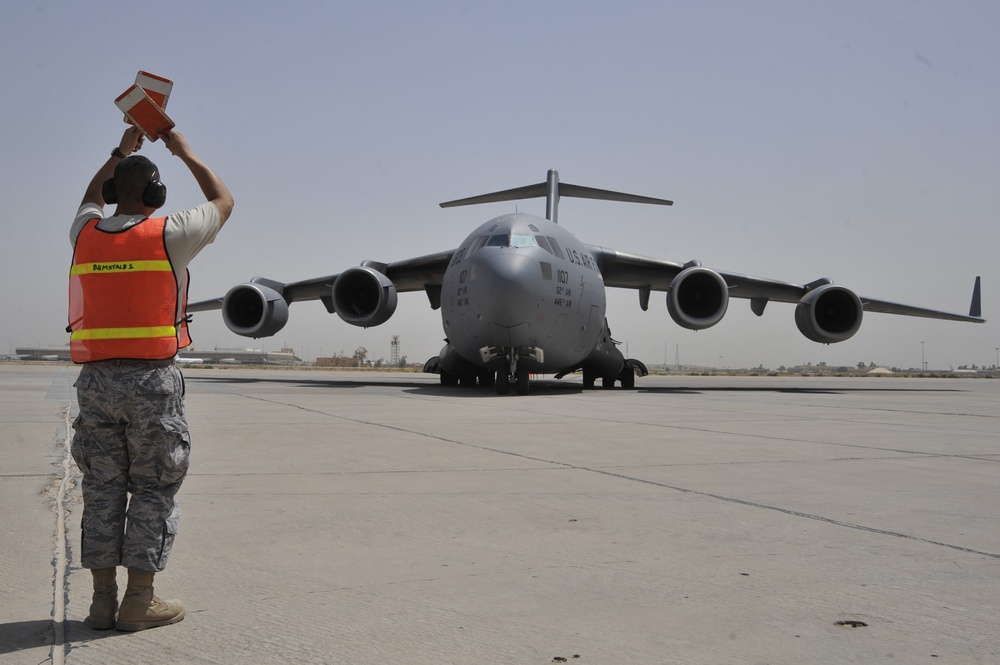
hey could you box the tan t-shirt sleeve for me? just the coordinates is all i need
[164,202,223,275]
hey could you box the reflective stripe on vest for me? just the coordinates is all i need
[70,325,177,341]
[68,216,185,363]
[69,260,173,276]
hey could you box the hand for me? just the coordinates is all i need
[159,130,192,158]
[119,126,145,156]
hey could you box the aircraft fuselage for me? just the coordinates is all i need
[440,213,608,376]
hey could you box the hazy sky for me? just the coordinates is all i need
[2,0,997,371]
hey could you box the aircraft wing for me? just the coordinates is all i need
[187,249,455,314]
[589,245,984,323]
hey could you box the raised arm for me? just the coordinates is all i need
[80,127,145,206]
[160,130,235,224]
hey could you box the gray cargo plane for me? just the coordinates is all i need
[188,170,984,395]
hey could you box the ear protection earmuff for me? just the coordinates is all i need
[101,173,167,208]
[142,177,167,208]
[101,177,117,204]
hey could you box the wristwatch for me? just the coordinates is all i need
[111,147,127,159]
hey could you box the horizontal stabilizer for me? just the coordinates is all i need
[440,169,672,224]
[440,182,673,208]
[440,182,549,208]
[559,183,673,206]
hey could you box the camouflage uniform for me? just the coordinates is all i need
[71,360,190,572]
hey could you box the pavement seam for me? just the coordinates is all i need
[229,390,1000,561]
[583,467,1000,561]
[50,404,72,665]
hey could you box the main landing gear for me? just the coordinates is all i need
[581,359,645,390]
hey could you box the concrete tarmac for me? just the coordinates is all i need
[1,364,998,664]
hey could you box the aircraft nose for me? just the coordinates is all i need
[473,251,541,327]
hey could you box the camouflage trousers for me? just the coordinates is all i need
[71,360,190,572]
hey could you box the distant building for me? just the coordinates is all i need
[315,356,363,367]
[13,346,73,361]
[178,347,302,365]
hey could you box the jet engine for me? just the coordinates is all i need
[332,266,398,327]
[221,282,289,338]
[794,284,863,343]
[667,266,730,330]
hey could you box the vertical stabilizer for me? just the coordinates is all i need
[545,169,560,223]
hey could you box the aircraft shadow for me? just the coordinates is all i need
[186,375,585,398]
[186,375,963,397]
[0,619,125,655]
[189,375,439,392]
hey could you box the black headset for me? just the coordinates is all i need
[102,164,167,209]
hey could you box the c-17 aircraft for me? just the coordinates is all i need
[188,170,984,395]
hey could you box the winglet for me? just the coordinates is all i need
[969,276,982,319]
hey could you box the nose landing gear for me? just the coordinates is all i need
[495,351,534,396]
[496,362,510,395]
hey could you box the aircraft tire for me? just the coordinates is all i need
[496,371,510,395]
[582,369,596,389]
[620,368,635,389]
[516,366,530,395]
[602,376,615,389]
[440,371,458,386]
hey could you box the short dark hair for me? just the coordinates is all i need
[113,155,160,203]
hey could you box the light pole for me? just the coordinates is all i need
[921,341,925,371]
[995,347,998,370]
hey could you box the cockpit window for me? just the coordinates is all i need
[482,233,542,249]
[468,236,488,254]
[535,235,553,254]
[547,236,565,260]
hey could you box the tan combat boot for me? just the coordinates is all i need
[115,569,185,631]
[88,568,118,630]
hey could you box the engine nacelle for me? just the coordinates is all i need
[332,266,398,327]
[794,284,863,343]
[222,283,289,338]
[667,266,730,330]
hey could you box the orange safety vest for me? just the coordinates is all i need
[68,217,192,363]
